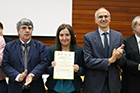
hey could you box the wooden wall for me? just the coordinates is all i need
[8,0,140,47]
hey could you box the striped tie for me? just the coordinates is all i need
[23,43,27,70]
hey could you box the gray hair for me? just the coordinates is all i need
[95,7,110,19]
[132,16,140,32]
[16,18,33,30]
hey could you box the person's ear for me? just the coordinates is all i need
[132,25,136,31]
[17,30,20,35]
[109,17,111,22]
[95,18,97,23]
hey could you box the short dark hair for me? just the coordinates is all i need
[55,24,76,51]
[0,22,3,29]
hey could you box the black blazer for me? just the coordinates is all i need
[45,45,85,92]
[121,35,140,93]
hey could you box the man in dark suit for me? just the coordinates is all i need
[121,16,140,93]
[82,7,125,93]
[0,22,12,93]
[2,18,48,93]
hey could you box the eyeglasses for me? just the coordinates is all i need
[98,15,110,19]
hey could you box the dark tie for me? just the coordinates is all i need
[23,43,27,70]
[104,32,109,58]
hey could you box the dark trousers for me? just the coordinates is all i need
[0,79,8,93]
[48,89,80,93]
[22,89,30,93]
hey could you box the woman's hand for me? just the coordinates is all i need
[51,61,56,68]
[73,64,79,72]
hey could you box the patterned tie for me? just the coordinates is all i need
[22,43,29,89]
[104,32,109,58]
[23,43,27,70]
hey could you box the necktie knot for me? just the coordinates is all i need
[23,43,27,47]
[23,43,27,51]
[103,32,108,36]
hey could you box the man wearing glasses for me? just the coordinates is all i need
[2,18,48,93]
[82,7,125,93]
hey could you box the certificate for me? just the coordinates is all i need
[53,51,75,79]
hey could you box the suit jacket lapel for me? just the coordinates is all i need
[108,30,115,57]
[17,39,23,65]
[95,30,104,56]
[28,40,35,62]
[129,35,140,62]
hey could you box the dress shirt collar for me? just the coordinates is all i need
[135,34,140,55]
[135,34,140,44]
[98,28,110,35]
[20,38,31,44]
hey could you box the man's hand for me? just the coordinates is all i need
[109,44,125,64]
[24,73,35,86]
[115,44,125,58]
[19,70,27,82]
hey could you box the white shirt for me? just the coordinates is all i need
[98,28,110,48]
[135,34,140,53]
[134,34,140,71]
[20,39,31,45]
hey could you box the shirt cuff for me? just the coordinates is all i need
[15,74,21,82]
[138,64,140,71]
[108,64,110,66]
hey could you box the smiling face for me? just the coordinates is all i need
[95,8,111,31]
[59,28,71,47]
[18,25,33,42]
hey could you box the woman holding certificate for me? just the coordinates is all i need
[45,24,85,93]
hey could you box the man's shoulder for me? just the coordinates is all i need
[6,39,17,45]
[4,39,18,50]
[3,36,12,43]
[32,39,45,46]
[110,29,122,35]
[84,30,97,37]
[123,35,134,41]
